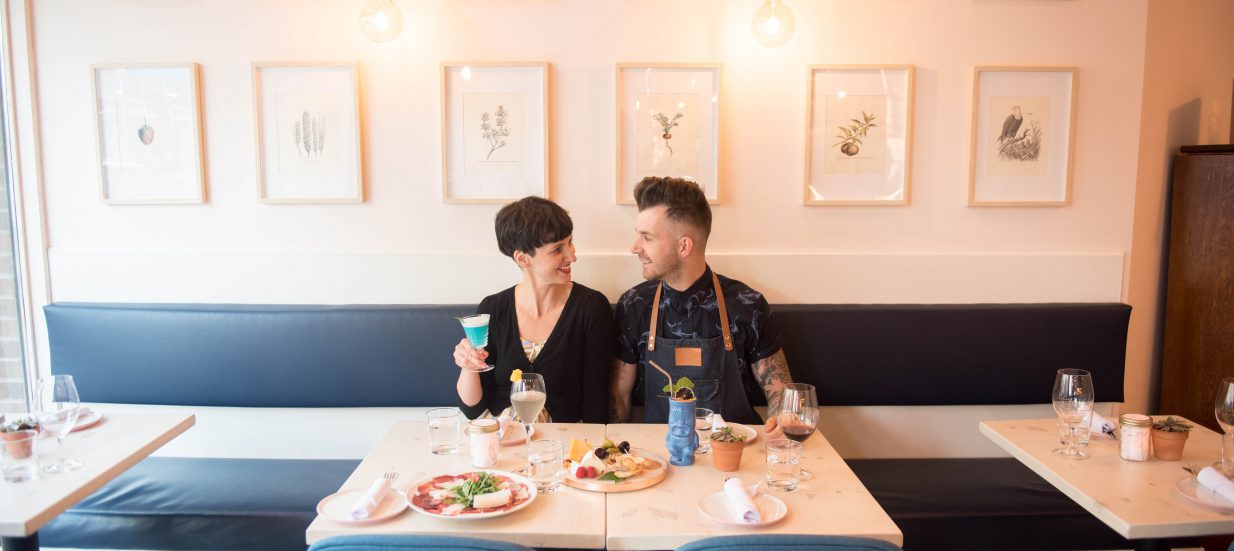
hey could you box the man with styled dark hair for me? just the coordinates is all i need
[610,177,794,430]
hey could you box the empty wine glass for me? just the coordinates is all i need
[1214,377,1234,475]
[510,373,546,476]
[37,374,82,473]
[1052,369,1094,460]
[776,383,818,480]
[457,314,495,373]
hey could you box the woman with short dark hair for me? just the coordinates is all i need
[454,196,614,423]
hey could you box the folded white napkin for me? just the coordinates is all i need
[350,477,392,519]
[712,414,728,430]
[1197,467,1234,503]
[497,413,514,439]
[1089,413,1116,438]
[722,477,761,523]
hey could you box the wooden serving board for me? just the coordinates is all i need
[562,449,668,493]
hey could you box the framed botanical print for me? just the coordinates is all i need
[441,62,549,204]
[805,65,915,206]
[92,63,205,204]
[616,63,721,204]
[253,62,363,203]
[968,67,1076,206]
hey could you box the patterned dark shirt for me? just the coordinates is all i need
[615,266,783,405]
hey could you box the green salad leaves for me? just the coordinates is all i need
[447,472,501,508]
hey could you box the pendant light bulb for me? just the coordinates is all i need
[751,0,796,48]
[359,0,404,43]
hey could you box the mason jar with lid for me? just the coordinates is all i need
[1119,413,1152,461]
[468,418,500,468]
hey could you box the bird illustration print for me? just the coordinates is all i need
[998,106,1023,143]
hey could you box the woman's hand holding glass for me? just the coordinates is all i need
[455,314,495,373]
[453,338,491,372]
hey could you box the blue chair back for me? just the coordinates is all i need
[676,534,903,551]
[308,534,534,551]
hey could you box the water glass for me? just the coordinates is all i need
[1,430,38,483]
[527,439,563,494]
[694,408,714,455]
[765,438,802,492]
[426,408,462,455]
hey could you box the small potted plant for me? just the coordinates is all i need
[710,426,748,472]
[1,416,40,460]
[1151,416,1192,461]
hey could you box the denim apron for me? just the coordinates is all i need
[641,272,761,425]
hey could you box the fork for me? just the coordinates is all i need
[383,470,399,485]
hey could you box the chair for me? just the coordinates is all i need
[308,534,535,551]
[676,534,904,551]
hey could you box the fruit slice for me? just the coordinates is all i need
[567,438,591,463]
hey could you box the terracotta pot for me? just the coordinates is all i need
[1151,429,1190,461]
[711,439,745,472]
[1,430,37,460]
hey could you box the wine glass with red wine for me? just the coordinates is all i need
[776,383,818,480]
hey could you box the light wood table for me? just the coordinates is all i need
[0,412,196,550]
[306,422,607,549]
[981,417,1234,543]
[603,424,902,551]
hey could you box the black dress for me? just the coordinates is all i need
[458,283,614,423]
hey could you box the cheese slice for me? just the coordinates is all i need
[579,450,607,472]
[567,439,591,463]
[472,488,511,509]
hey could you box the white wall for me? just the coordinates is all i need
[17,1,1154,398]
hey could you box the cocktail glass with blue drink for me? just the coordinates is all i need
[458,314,496,373]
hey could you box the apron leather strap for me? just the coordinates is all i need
[712,271,733,352]
[647,271,733,352]
[648,282,663,351]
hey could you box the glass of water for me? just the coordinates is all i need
[694,408,714,455]
[527,439,563,494]
[765,438,802,492]
[426,408,462,455]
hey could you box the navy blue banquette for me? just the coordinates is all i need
[41,302,1133,550]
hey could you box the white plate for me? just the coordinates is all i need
[723,423,758,446]
[72,407,103,432]
[697,490,787,527]
[317,488,409,525]
[1175,477,1234,513]
[408,470,537,520]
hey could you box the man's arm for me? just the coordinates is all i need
[610,359,638,422]
[751,348,793,417]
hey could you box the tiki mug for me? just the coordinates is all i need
[666,397,698,466]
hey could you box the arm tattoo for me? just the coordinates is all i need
[752,349,793,414]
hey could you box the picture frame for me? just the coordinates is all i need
[441,62,549,204]
[253,62,363,204]
[804,65,915,206]
[616,63,721,205]
[968,67,1076,206]
[91,63,205,204]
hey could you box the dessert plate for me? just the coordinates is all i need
[698,490,787,527]
[564,448,668,493]
[408,470,537,520]
[1175,477,1234,513]
[317,488,409,525]
[72,407,103,432]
